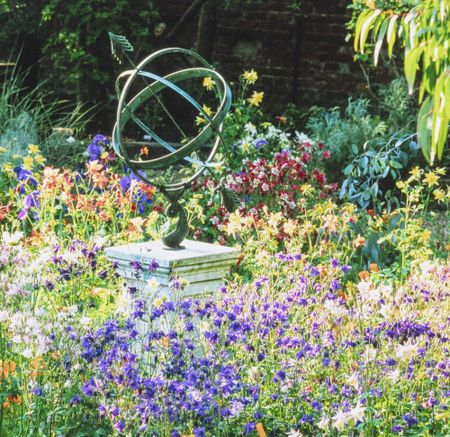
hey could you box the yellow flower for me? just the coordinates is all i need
[23,156,33,170]
[203,76,215,91]
[300,183,314,197]
[268,212,282,229]
[0,147,6,154]
[226,212,242,236]
[423,171,439,187]
[201,104,213,118]
[283,219,296,236]
[421,229,431,241]
[195,116,206,126]
[241,142,250,152]
[247,91,264,107]
[242,69,258,84]
[409,166,422,179]
[435,167,446,176]
[433,188,445,202]
[28,144,40,154]
[2,163,13,173]
[35,154,46,165]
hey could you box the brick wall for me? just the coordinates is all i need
[156,0,369,113]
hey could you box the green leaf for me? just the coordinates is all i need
[404,46,423,92]
[374,18,389,65]
[387,14,399,57]
[359,9,383,53]
[354,9,373,52]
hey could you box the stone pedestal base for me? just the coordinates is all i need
[105,239,240,299]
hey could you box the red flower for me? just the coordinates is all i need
[322,151,331,159]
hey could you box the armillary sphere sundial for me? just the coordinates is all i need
[109,33,239,248]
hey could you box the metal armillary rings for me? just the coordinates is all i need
[109,38,236,248]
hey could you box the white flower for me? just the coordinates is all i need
[21,347,33,358]
[80,316,91,327]
[387,368,400,382]
[346,372,360,390]
[396,342,419,362]
[2,231,24,245]
[317,415,330,431]
[295,131,311,144]
[363,345,377,362]
[286,430,302,437]
[244,122,257,136]
[229,399,244,417]
[0,310,9,322]
[332,410,349,431]
[349,402,366,423]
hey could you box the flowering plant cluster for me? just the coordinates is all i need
[0,230,123,435]
[189,131,338,245]
[0,68,448,437]
[0,135,156,242]
[67,253,449,436]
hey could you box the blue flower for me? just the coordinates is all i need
[114,419,125,433]
[244,422,255,434]
[392,424,403,433]
[403,413,418,427]
[254,139,268,149]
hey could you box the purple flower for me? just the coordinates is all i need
[14,165,38,186]
[330,258,339,268]
[403,413,418,427]
[244,422,256,434]
[32,386,43,396]
[148,259,159,272]
[114,419,125,433]
[391,424,403,433]
[130,260,142,271]
[193,428,205,437]
[69,394,82,405]
[254,139,268,149]
[330,279,341,291]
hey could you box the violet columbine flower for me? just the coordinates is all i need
[114,419,125,433]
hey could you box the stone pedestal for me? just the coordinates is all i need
[105,239,240,299]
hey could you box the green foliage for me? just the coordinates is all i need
[340,134,419,210]
[0,0,160,107]
[306,97,388,173]
[352,0,450,163]
[0,68,92,166]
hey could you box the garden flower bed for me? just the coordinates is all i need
[0,123,448,436]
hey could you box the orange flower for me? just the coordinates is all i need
[0,201,12,221]
[86,160,104,177]
[29,356,46,378]
[369,263,379,273]
[0,360,17,380]
[358,271,370,281]
[140,146,149,157]
[92,171,109,189]
[352,235,366,249]
[27,230,44,246]
[7,394,21,405]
